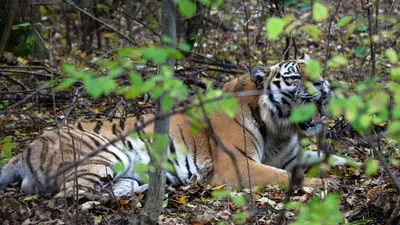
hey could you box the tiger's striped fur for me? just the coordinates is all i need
[0,54,348,197]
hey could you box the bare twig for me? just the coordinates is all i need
[199,97,244,189]
[64,0,138,46]
[0,73,29,90]
[0,69,52,79]
[388,195,400,225]
[365,0,376,77]
[363,134,400,193]
[105,97,125,121]
[321,0,341,78]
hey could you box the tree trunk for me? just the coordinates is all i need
[133,0,176,224]
[0,0,48,59]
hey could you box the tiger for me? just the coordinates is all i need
[0,53,350,198]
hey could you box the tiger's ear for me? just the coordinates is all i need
[298,52,310,61]
[251,66,269,89]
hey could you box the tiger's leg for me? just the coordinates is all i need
[211,155,324,189]
[53,164,110,198]
[111,178,148,197]
[301,151,361,167]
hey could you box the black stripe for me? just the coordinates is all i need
[178,127,193,181]
[119,119,125,131]
[39,137,49,172]
[88,132,124,155]
[84,134,123,163]
[281,91,293,99]
[26,146,43,188]
[191,135,201,172]
[233,145,256,162]
[282,155,298,169]
[268,93,284,117]
[94,121,103,133]
[275,72,281,78]
[112,124,119,136]
[185,157,193,180]
[273,80,281,89]
[77,122,84,131]
[233,118,260,150]
[281,97,291,106]
[283,80,291,86]
[249,106,267,144]
[127,140,134,150]
[251,141,260,159]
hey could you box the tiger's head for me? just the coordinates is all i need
[251,53,331,136]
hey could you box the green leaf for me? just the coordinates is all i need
[161,95,174,112]
[392,104,400,119]
[364,160,378,176]
[390,67,400,79]
[134,162,149,183]
[142,47,167,65]
[219,97,237,118]
[55,78,76,92]
[212,189,230,198]
[1,139,13,165]
[305,60,321,80]
[26,36,35,46]
[289,104,316,123]
[23,195,38,201]
[286,201,301,210]
[232,195,247,206]
[327,55,348,67]
[112,161,125,174]
[162,199,168,208]
[62,64,77,74]
[108,68,124,77]
[198,0,211,6]
[178,42,192,52]
[232,212,246,223]
[301,25,322,41]
[178,0,196,18]
[83,77,102,98]
[266,17,285,40]
[388,121,400,135]
[385,49,398,64]
[337,16,353,27]
[352,47,365,55]
[94,215,102,224]
[12,22,31,30]
[313,2,329,22]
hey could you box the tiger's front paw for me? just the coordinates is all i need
[302,177,340,190]
[303,177,324,188]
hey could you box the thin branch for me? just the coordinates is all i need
[106,97,125,121]
[365,0,376,77]
[0,73,30,90]
[0,69,52,79]
[199,97,244,189]
[363,134,400,193]
[64,0,138,46]
[321,0,341,78]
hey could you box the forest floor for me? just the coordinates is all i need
[0,1,399,224]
